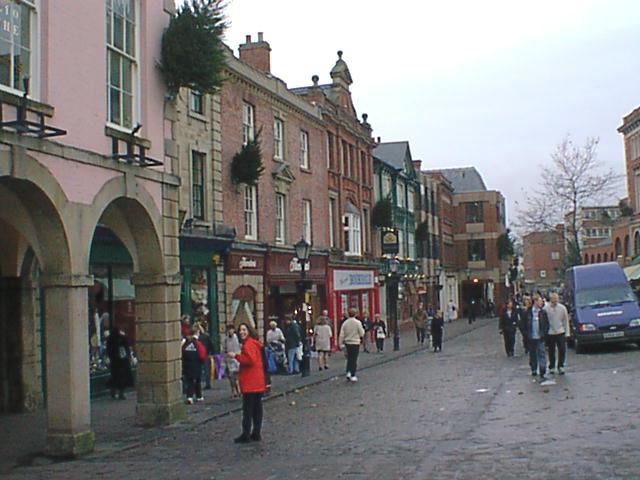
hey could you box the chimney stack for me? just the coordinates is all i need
[413,160,422,172]
[239,32,271,73]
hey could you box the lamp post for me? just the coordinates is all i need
[294,238,312,377]
[388,258,400,351]
[435,265,443,310]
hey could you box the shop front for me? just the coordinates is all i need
[225,247,267,336]
[179,231,233,352]
[327,267,380,348]
[265,249,328,337]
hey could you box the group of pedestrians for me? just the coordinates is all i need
[498,292,571,383]
[412,302,445,352]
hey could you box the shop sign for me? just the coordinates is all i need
[289,257,311,273]
[333,270,375,291]
[382,228,399,254]
[239,256,258,269]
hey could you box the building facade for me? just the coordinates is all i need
[293,52,379,340]
[373,141,421,324]
[220,35,329,338]
[0,1,184,456]
[522,226,565,291]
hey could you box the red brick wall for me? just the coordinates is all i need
[523,230,564,285]
[220,78,329,248]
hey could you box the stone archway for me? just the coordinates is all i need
[86,179,183,427]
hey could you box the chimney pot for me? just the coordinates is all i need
[258,32,264,42]
[245,35,251,44]
[377,136,381,143]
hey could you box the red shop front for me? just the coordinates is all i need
[327,266,380,348]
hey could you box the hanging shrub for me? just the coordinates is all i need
[371,197,393,228]
[415,221,429,241]
[231,134,265,186]
[160,0,227,96]
[498,230,515,260]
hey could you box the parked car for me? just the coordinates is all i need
[564,262,640,353]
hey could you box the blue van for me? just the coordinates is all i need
[564,262,640,353]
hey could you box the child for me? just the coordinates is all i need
[224,324,241,397]
[182,325,207,404]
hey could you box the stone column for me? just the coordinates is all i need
[133,273,185,426]
[41,275,94,457]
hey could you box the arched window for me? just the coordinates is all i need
[597,253,602,263]
[604,252,608,262]
[635,231,640,256]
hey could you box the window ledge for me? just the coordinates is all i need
[188,110,208,123]
[0,90,54,117]
[105,125,151,149]
[299,166,312,174]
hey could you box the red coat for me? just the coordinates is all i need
[236,337,267,394]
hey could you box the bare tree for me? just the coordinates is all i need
[516,136,622,267]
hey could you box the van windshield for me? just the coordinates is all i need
[576,285,636,308]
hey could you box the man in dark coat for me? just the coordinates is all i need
[499,300,518,357]
[284,318,302,375]
[524,294,550,382]
[106,326,134,400]
[430,310,444,352]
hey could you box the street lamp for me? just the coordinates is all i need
[389,257,400,351]
[294,238,312,377]
[435,265,443,310]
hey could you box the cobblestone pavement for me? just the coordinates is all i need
[7,319,640,479]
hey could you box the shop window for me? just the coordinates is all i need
[190,267,210,326]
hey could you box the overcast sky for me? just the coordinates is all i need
[189,0,640,224]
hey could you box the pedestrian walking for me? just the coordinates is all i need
[446,299,457,323]
[314,313,333,371]
[524,294,550,382]
[224,324,241,397]
[284,317,302,375]
[198,321,215,390]
[499,300,518,357]
[182,325,207,404]
[544,292,570,375]
[373,314,387,352]
[517,295,531,354]
[105,326,134,400]
[339,307,365,382]
[227,323,268,443]
[431,310,444,352]
[413,302,428,345]
[361,310,373,353]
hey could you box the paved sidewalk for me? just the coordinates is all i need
[0,316,495,473]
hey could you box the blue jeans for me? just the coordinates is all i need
[528,338,547,376]
[287,347,300,374]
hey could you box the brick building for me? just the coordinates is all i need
[427,167,508,316]
[292,51,379,339]
[522,226,565,292]
[219,34,329,338]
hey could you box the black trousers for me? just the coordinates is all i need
[432,332,442,351]
[242,393,263,437]
[185,373,202,399]
[416,327,426,344]
[376,338,384,352]
[502,329,516,356]
[345,344,360,376]
[547,334,566,369]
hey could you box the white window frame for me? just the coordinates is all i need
[408,231,415,259]
[398,229,405,258]
[302,199,312,242]
[242,102,255,145]
[540,270,547,278]
[551,251,560,260]
[244,185,257,240]
[191,149,206,220]
[329,198,337,248]
[189,89,204,115]
[274,117,284,161]
[300,130,309,169]
[407,187,415,212]
[382,173,392,198]
[326,132,331,169]
[0,0,38,97]
[343,213,361,256]
[106,0,139,130]
[275,193,286,244]
[396,181,405,208]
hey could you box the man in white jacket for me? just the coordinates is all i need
[339,307,365,382]
[544,292,571,375]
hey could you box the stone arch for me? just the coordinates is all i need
[597,253,602,263]
[615,237,622,259]
[231,285,257,328]
[604,252,608,262]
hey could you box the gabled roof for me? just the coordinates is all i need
[431,167,487,193]
[373,141,411,171]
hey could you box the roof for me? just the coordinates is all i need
[433,167,487,193]
[571,262,628,289]
[373,141,410,171]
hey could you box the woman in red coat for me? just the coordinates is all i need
[227,322,267,443]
